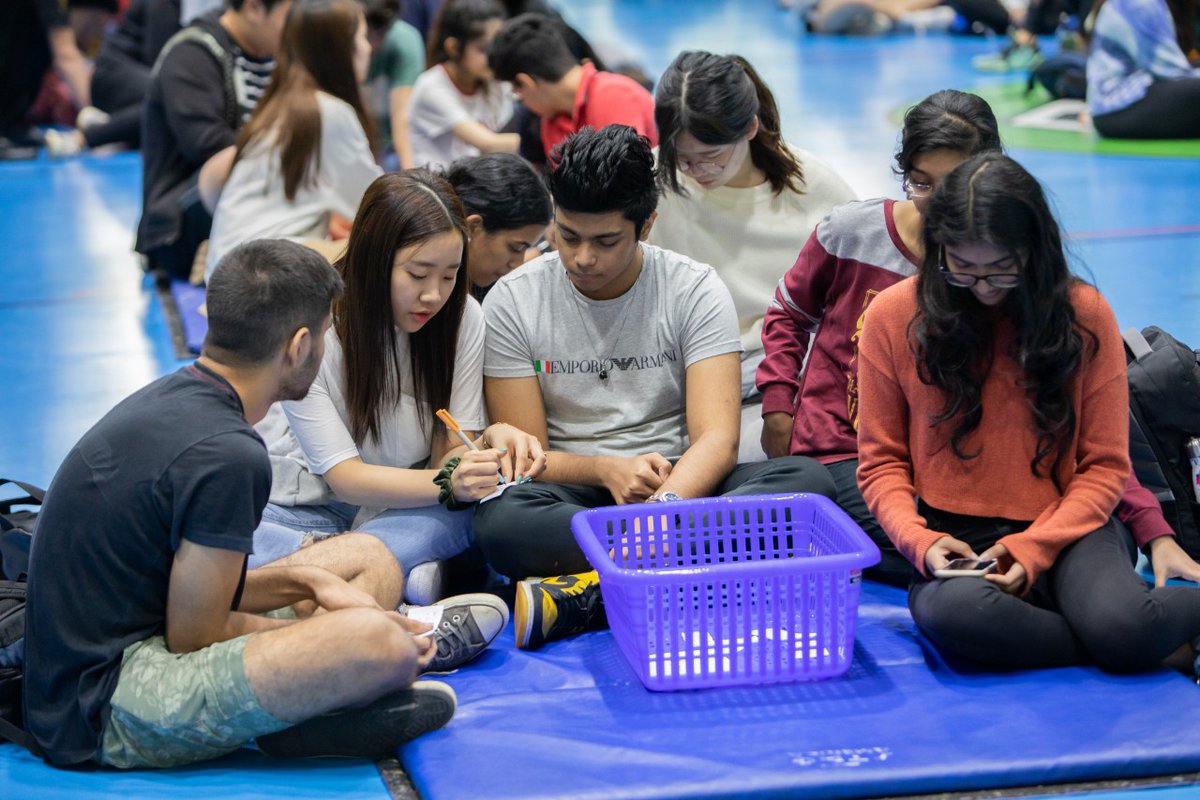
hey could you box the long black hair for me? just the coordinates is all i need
[655,51,803,196]
[912,153,1093,490]
[334,171,470,446]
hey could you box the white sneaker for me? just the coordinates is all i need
[405,559,446,605]
[75,106,111,131]
[415,593,509,673]
[44,129,83,157]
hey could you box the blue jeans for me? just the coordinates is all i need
[251,500,474,577]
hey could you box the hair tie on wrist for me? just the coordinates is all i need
[433,456,473,510]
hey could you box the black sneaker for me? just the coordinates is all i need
[422,593,509,673]
[513,570,606,650]
[256,680,456,759]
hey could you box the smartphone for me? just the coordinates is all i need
[933,558,999,578]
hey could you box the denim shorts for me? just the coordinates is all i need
[98,634,289,769]
[250,500,473,574]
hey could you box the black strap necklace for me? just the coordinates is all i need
[568,287,633,381]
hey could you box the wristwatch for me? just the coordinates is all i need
[647,492,682,503]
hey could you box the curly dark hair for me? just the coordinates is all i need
[911,152,1095,490]
[547,125,658,235]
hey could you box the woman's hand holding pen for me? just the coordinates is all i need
[450,448,512,502]
[481,422,547,483]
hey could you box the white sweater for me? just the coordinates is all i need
[649,146,856,396]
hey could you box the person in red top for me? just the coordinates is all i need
[857,152,1200,673]
[486,12,656,163]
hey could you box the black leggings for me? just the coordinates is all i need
[826,458,912,587]
[85,52,151,148]
[1093,78,1200,140]
[473,456,837,580]
[946,0,1082,35]
[0,0,52,135]
[908,505,1200,671]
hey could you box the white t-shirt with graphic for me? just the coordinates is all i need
[483,244,741,458]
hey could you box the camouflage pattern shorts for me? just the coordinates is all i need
[98,634,290,769]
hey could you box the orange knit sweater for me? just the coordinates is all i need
[856,278,1129,586]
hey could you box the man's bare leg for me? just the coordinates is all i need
[255,532,404,615]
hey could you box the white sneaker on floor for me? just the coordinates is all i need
[409,593,509,673]
[405,559,446,605]
[76,106,111,131]
[44,129,83,157]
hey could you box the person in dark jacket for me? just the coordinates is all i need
[136,0,290,281]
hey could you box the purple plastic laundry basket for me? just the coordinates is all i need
[571,493,881,691]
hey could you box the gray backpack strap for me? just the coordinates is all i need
[0,480,44,505]
[1123,327,1153,361]
[151,27,239,129]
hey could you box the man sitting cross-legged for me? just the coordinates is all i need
[473,124,837,649]
[22,239,499,769]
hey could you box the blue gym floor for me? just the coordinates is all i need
[2,0,1199,797]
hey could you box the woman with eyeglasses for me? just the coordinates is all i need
[649,51,856,463]
[856,152,1200,673]
[757,89,999,585]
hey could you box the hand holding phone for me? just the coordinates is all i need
[933,557,999,578]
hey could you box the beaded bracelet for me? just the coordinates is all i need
[433,456,473,510]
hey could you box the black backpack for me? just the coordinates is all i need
[0,479,43,756]
[1124,327,1200,558]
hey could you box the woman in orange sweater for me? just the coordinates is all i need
[857,152,1200,671]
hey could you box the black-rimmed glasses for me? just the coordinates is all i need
[938,246,1021,289]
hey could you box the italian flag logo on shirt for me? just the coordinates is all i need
[533,359,556,373]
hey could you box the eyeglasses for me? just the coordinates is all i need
[676,141,738,177]
[938,246,1021,289]
[902,176,934,199]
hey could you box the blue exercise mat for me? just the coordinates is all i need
[1,745,389,799]
[402,582,1200,800]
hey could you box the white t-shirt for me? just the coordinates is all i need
[263,299,487,521]
[648,146,856,396]
[407,65,512,169]
[205,92,383,280]
[483,244,742,458]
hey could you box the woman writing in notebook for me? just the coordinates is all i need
[252,171,546,604]
[856,152,1200,672]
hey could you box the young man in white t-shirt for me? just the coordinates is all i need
[475,124,837,649]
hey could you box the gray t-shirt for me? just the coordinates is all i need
[483,243,742,458]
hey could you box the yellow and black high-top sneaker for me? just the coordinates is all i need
[513,570,605,650]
